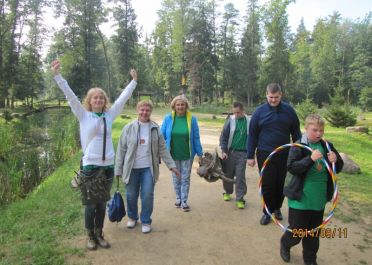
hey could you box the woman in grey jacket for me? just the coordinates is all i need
[115,101,180,233]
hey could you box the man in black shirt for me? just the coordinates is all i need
[247,83,301,225]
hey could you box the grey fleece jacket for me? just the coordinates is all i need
[115,119,176,184]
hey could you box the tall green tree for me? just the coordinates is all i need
[261,0,293,90]
[287,18,311,103]
[187,0,217,104]
[1,0,24,108]
[152,1,178,101]
[111,0,140,88]
[310,13,340,106]
[218,3,239,104]
[17,0,48,108]
[349,13,372,105]
[52,0,106,97]
[240,0,261,106]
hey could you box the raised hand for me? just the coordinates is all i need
[130,69,138,81]
[51,60,61,75]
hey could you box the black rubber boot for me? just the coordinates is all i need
[86,229,97,250]
[95,228,111,249]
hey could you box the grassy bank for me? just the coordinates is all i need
[0,118,129,265]
[0,152,83,265]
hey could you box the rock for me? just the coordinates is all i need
[346,126,369,134]
[339,153,360,174]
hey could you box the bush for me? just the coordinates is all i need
[295,99,318,122]
[2,109,13,122]
[325,104,357,127]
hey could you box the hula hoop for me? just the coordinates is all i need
[258,141,338,233]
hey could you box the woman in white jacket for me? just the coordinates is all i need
[51,60,137,250]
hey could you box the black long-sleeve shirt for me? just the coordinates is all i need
[247,101,301,159]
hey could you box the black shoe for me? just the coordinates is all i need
[274,209,283,220]
[95,228,110,249]
[260,214,271,225]
[304,261,318,265]
[280,242,290,262]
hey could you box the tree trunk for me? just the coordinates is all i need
[95,23,112,99]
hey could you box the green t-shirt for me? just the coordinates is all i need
[230,117,247,151]
[170,115,190,160]
[288,141,328,210]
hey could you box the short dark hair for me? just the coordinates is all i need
[233,102,244,110]
[266,83,282,94]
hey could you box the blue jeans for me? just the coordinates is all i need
[172,159,192,202]
[126,167,154,225]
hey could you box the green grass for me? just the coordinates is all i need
[0,118,130,265]
[0,152,84,265]
[325,126,372,221]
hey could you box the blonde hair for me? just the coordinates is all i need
[83,88,110,112]
[170,95,189,110]
[136,100,153,111]
[305,114,325,129]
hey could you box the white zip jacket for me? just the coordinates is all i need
[54,74,137,166]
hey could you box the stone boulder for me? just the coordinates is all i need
[346,126,369,134]
[339,153,360,174]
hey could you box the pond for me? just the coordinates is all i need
[0,110,79,205]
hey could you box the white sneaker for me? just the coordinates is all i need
[142,224,152,233]
[127,219,137,229]
[181,201,191,212]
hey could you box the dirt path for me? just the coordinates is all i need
[79,115,371,265]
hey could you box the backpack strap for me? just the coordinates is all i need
[102,117,107,161]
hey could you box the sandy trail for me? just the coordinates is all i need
[74,115,371,265]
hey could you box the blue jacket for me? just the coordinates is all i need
[161,111,203,159]
[247,101,301,159]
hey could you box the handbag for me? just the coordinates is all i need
[77,168,112,205]
[107,175,126,222]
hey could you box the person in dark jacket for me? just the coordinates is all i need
[247,83,301,225]
[280,114,343,265]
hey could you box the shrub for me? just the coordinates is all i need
[296,99,318,122]
[325,104,357,127]
[2,109,13,122]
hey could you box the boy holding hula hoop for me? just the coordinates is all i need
[280,114,343,265]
